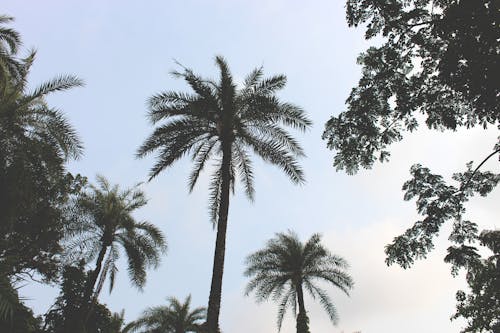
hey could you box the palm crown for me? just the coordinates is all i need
[64,175,167,302]
[245,231,353,332]
[125,295,206,333]
[137,56,311,224]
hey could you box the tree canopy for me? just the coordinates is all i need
[323,1,499,331]
[323,0,499,174]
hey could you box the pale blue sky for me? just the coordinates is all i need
[5,1,499,332]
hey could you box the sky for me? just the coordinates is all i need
[4,1,499,332]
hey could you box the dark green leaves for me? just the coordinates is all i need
[324,0,498,173]
[449,230,500,332]
[385,163,499,269]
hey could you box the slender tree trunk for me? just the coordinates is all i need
[81,242,108,325]
[206,138,231,333]
[296,283,310,333]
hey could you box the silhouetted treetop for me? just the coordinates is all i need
[324,0,499,174]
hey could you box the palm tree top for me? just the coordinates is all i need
[245,230,353,330]
[137,56,312,225]
[125,294,206,333]
[64,175,167,293]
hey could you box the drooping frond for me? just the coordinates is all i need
[304,282,339,325]
[232,140,255,200]
[208,166,223,227]
[240,131,305,184]
[188,137,219,192]
[277,287,295,331]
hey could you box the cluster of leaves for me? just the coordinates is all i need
[323,0,499,174]
[385,162,499,268]
[0,14,91,333]
[44,262,126,333]
[447,230,500,333]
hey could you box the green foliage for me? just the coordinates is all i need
[0,24,85,281]
[446,230,500,333]
[245,231,353,331]
[385,163,499,268]
[0,274,43,333]
[63,175,167,303]
[323,0,499,174]
[0,15,23,81]
[44,262,127,333]
[125,295,206,333]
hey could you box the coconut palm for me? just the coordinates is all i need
[64,175,167,321]
[137,56,311,332]
[124,295,206,333]
[244,231,353,333]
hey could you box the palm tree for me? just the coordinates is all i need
[0,48,83,282]
[0,51,83,164]
[64,175,167,322]
[137,56,311,332]
[244,231,353,333]
[124,295,206,333]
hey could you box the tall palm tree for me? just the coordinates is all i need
[64,175,167,322]
[124,295,206,333]
[244,231,353,333]
[137,56,311,332]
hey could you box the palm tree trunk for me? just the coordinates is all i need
[206,139,231,333]
[296,284,310,333]
[82,243,108,324]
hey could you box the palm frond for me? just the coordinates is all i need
[27,74,84,100]
[188,137,218,192]
[306,283,339,325]
[242,66,263,92]
[232,140,255,200]
[0,276,17,321]
[208,166,222,227]
[241,132,305,184]
[277,287,295,331]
